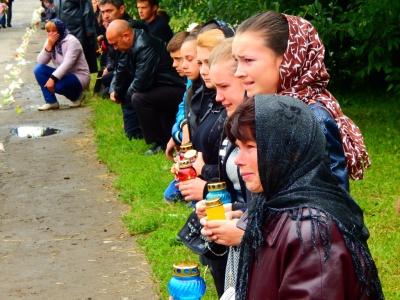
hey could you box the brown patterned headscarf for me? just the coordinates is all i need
[278,15,370,180]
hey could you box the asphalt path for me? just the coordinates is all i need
[0,2,157,299]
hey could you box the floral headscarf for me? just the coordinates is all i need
[50,18,69,60]
[278,15,370,180]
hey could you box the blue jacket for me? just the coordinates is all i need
[171,79,192,145]
[309,102,350,191]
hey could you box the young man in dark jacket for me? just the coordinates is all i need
[107,19,185,153]
[136,0,173,44]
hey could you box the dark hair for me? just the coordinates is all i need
[200,19,235,37]
[99,0,124,9]
[157,9,170,23]
[225,97,256,144]
[236,11,288,56]
[137,0,158,7]
[166,31,190,52]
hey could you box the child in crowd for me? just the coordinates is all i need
[40,0,55,30]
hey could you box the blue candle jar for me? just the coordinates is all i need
[168,262,206,300]
[206,181,232,205]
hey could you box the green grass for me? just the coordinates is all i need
[87,94,219,299]
[88,88,400,299]
[335,90,400,299]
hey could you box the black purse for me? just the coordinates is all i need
[178,210,228,260]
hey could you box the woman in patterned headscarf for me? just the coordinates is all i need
[232,11,371,189]
[225,95,383,299]
[34,18,90,111]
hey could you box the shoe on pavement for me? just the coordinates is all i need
[143,143,166,155]
[38,102,60,111]
[69,92,85,108]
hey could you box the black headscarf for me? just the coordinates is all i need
[234,95,383,299]
[49,18,69,59]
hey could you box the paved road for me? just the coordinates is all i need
[0,2,157,299]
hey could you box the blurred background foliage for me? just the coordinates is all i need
[125,0,400,97]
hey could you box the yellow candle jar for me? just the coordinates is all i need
[205,198,226,221]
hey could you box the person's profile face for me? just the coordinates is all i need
[170,49,184,77]
[196,47,212,89]
[180,40,200,81]
[234,139,263,193]
[232,32,283,97]
[107,30,130,52]
[210,60,245,117]
[100,3,124,24]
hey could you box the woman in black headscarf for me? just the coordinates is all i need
[225,95,384,299]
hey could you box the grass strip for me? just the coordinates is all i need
[89,88,400,299]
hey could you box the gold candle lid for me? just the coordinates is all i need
[180,142,193,153]
[178,159,192,168]
[207,181,226,191]
[173,262,200,277]
[205,197,223,208]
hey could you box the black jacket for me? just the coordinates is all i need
[188,82,213,137]
[54,0,94,43]
[145,15,173,44]
[54,0,98,73]
[191,97,227,180]
[110,29,184,100]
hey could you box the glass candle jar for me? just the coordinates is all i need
[206,181,232,205]
[177,159,197,182]
[168,262,206,300]
[205,198,226,221]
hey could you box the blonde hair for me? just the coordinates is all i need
[45,21,57,31]
[209,37,235,70]
[196,29,225,51]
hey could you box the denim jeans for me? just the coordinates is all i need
[163,179,184,202]
[34,64,82,104]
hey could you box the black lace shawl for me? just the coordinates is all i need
[235,95,383,299]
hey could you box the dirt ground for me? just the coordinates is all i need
[0,2,157,299]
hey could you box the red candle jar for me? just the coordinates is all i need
[177,159,197,182]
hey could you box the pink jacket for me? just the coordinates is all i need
[37,34,90,90]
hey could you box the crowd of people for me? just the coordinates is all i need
[32,1,385,298]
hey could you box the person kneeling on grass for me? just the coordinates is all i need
[34,18,90,111]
